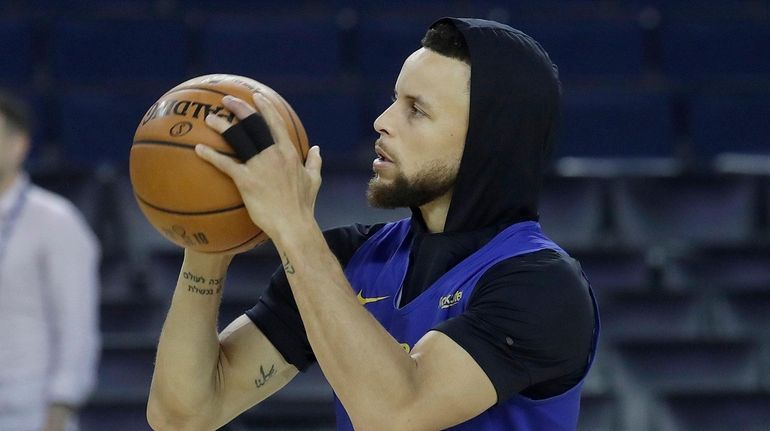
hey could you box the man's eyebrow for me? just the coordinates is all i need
[393,90,434,111]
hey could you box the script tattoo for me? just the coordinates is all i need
[255,364,277,388]
[282,252,295,275]
[183,272,224,295]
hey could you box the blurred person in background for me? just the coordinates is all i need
[0,90,100,431]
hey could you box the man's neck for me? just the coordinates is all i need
[0,171,20,198]
[418,191,453,233]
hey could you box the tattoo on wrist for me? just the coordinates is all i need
[255,364,277,388]
[282,252,295,275]
[183,271,224,295]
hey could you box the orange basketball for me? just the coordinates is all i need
[129,74,309,253]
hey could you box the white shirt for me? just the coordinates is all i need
[0,174,100,430]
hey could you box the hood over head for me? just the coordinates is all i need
[416,18,561,233]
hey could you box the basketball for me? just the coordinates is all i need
[129,74,309,253]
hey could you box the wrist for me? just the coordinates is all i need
[271,217,321,251]
[183,248,234,273]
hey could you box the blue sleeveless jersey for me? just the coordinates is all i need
[336,218,600,430]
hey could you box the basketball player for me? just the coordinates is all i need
[148,18,598,430]
[0,91,100,431]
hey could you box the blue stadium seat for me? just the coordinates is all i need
[666,246,770,291]
[96,342,155,398]
[691,93,770,158]
[578,392,619,431]
[632,0,759,18]
[80,401,149,431]
[100,255,142,301]
[222,252,282,301]
[518,20,645,80]
[616,339,760,392]
[144,248,183,301]
[658,391,770,431]
[539,176,605,250]
[200,14,341,82]
[100,299,165,337]
[572,249,652,295]
[558,90,672,157]
[356,15,435,82]
[600,291,703,340]
[611,175,758,247]
[56,90,157,165]
[18,0,161,15]
[0,19,34,87]
[272,88,362,162]
[662,22,770,79]
[50,18,188,86]
[718,290,770,340]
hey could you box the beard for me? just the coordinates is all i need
[366,160,458,209]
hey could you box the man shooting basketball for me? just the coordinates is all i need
[148,18,598,431]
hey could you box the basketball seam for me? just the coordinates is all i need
[215,232,263,253]
[163,86,230,97]
[132,140,237,157]
[135,193,245,216]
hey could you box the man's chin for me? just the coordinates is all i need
[366,181,399,209]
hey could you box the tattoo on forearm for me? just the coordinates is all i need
[255,364,277,388]
[183,272,224,295]
[282,252,295,275]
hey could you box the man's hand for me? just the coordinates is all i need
[196,93,322,240]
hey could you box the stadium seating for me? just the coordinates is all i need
[519,20,645,80]
[50,18,188,87]
[0,18,34,87]
[599,291,703,340]
[199,14,341,83]
[658,391,770,431]
[611,175,758,247]
[662,21,770,80]
[576,392,619,431]
[538,176,605,250]
[56,90,158,165]
[558,89,673,157]
[616,339,761,392]
[691,93,770,158]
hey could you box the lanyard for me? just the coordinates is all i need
[0,183,30,282]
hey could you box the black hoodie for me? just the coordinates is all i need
[248,18,594,403]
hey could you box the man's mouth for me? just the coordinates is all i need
[375,145,393,163]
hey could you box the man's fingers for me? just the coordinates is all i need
[252,92,293,150]
[205,114,232,134]
[195,144,240,178]
[222,95,256,120]
[305,146,322,177]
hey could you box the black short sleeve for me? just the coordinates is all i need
[432,249,596,402]
[245,223,385,371]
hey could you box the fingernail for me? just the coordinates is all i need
[223,95,234,102]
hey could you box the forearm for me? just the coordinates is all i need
[274,223,419,426]
[148,251,232,419]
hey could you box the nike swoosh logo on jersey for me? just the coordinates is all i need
[357,290,389,305]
